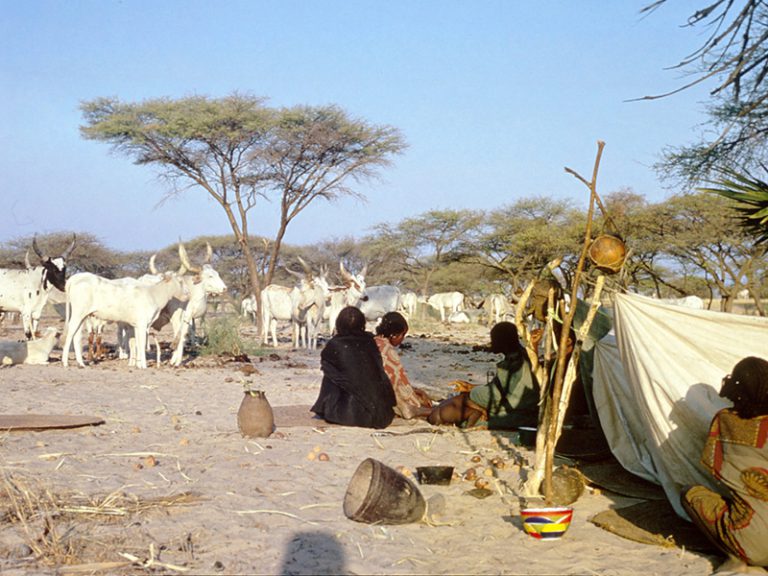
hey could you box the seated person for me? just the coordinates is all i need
[311,306,396,429]
[681,356,768,570]
[428,322,539,428]
[374,312,433,420]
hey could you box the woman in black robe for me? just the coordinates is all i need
[311,307,396,429]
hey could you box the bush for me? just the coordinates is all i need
[198,316,264,358]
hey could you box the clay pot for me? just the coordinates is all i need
[237,390,274,438]
[588,234,626,274]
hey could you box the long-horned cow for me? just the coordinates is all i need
[399,291,419,318]
[263,258,329,349]
[427,291,465,322]
[284,258,330,350]
[486,293,512,325]
[326,262,367,333]
[0,235,76,339]
[359,285,401,323]
[241,294,258,323]
[63,252,190,369]
[261,284,293,347]
[149,243,227,366]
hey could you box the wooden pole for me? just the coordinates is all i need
[518,141,605,503]
[543,140,605,503]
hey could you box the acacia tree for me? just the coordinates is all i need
[263,105,404,283]
[641,1,768,184]
[0,232,132,278]
[467,197,584,296]
[594,189,681,296]
[371,209,483,296]
[653,192,766,312]
[80,94,405,333]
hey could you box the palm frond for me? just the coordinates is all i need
[699,168,768,244]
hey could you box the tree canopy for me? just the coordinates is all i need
[643,1,768,182]
[80,93,406,329]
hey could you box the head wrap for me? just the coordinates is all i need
[335,306,366,336]
[375,312,408,338]
[720,356,768,418]
[490,321,523,355]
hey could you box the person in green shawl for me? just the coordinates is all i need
[428,322,539,428]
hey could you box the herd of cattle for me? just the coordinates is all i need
[240,260,514,350]
[0,237,515,368]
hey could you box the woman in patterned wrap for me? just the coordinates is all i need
[374,312,433,420]
[682,356,768,570]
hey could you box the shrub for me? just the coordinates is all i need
[198,316,264,358]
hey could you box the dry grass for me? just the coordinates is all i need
[0,468,203,573]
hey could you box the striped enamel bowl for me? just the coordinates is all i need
[520,506,573,540]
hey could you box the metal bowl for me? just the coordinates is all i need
[415,466,454,485]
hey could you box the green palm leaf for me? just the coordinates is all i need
[699,168,768,244]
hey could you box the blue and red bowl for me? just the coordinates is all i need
[520,506,573,540]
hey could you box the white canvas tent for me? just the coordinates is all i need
[591,293,768,517]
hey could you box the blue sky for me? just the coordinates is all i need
[1,1,714,252]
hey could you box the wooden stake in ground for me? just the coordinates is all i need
[523,140,606,502]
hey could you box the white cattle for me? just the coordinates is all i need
[261,284,293,347]
[400,291,419,318]
[0,235,75,339]
[241,294,258,323]
[487,294,512,325]
[359,285,401,323]
[149,243,227,366]
[62,271,189,369]
[0,327,59,365]
[284,259,330,350]
[448,311,471,324]
[88,269,175,366]
[326,262,367,333]
[262,259,330,350]
[427,291,465,322]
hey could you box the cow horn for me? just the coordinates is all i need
[205,242,213,264]
[62,234,76,259]
[178,243,197,274]
[360,263,368,279]
[284,265,304,280]
[32,235,45,261]
[149,254,160,275]
[297,256,313,280]
[339,261,352,282]
[24,250,32,270]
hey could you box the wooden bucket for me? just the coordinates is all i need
[343,458,426,524]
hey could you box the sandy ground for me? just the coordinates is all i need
[0,313,724,575]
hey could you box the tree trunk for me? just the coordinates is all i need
[238,235,264,341]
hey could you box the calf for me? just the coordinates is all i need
[0,327,59,365]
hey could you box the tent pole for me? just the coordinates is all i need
[543,141,605,503]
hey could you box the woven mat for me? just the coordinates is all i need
[590,499,717,552]
[272,405,411,428]
[578,457,666,500]
[0,414,105,431]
